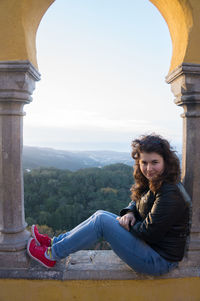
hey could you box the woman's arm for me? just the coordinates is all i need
[116,212,136,231]
[130,185,187,244]
[119,201,137,217]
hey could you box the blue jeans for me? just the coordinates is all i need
[51,210,178,276]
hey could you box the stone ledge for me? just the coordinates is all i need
[0,250,199,280]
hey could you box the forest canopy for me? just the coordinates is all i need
[24,163,134,235]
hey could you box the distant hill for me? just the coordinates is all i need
[23,146,133,171]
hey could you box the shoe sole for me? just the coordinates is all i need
[31,225,40,246]
[27,238,53,269]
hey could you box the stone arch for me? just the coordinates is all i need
[0,0,199,272]
[1,0,200,72]
[150,0,194,71]
[0,0,54,68]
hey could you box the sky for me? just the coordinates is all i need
[23,0,183,153]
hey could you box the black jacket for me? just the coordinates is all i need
[120,182,191,262]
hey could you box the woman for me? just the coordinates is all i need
[27,134,191,275]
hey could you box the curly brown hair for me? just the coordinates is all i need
[131,134,181,201]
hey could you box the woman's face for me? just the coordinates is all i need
[139,152,165,180]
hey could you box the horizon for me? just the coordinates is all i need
[23,143,182,154]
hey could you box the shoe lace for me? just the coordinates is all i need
[46,247,53,259]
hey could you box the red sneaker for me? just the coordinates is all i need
[27,238,56,268]
[31,225,51,247]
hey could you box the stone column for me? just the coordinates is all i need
[0,61,40,268]
[166,63,200,266]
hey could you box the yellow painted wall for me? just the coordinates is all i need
[184,0,200,65]
[0,0,55,69]
[150,0,200,72]
[0,0,200,72]
[150,0,192,72]
[0,278,200,301]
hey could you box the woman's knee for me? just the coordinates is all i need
[94,210,106,216]
[93,210,110,226]
[94,210,117,227]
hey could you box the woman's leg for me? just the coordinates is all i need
[51,210,177,275]
[53,210,117,244]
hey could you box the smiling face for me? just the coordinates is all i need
[139,152,165,180]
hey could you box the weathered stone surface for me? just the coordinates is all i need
[0,251,199,280]
[0,249,30,269]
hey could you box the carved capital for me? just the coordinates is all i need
[0,60,40,105]
[166,63,200,111]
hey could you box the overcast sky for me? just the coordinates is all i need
[23,0,183,153]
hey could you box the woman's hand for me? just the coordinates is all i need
[116,212,136,231]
